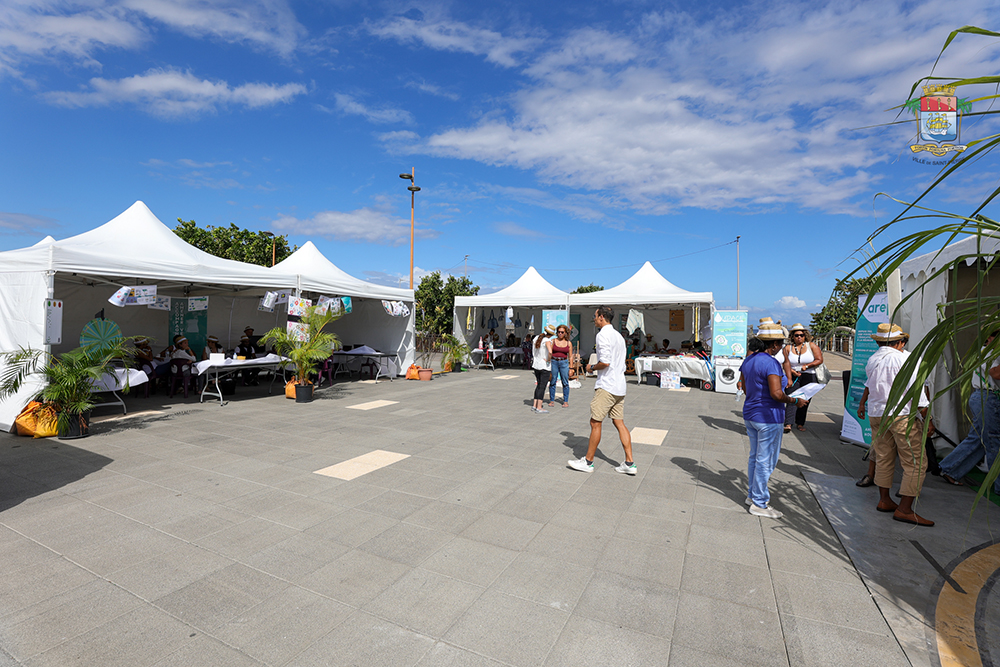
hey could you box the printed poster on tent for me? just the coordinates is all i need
[841,293,888,446]
[288,297,312,317]
[711,311,748,359]
[542,309,568,332]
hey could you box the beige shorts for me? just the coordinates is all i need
[591,388,625,421]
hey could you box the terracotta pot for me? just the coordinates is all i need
[417,368,433,381]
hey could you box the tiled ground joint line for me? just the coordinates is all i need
[346,400,399,410]
[314,450,410,480]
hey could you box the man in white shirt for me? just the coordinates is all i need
[857,323,933,526]
[569,306,635,474]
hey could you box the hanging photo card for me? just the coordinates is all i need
[288,296,312,317]
[286,321,308,342]
[258,297,275,313]
[188,296,209,311]
[262,291,278,309]
[148,296,171,311]
[108,286,130,307]
[276,291,289,304]
[125,286,157,305]
[341,296,352,314]
[317,295,337,315]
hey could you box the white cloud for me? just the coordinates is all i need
[42,68,306,117]
[120,0,305,57]
[494,222,550,239]
[366,11,541,68]
[331,93,414,125]
[775,296,807,309]
[272,206,438,245]
[404,79,459,101]
[396,2,1000,215]
[0,211,58,233]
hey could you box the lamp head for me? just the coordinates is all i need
[408,185,421,192]
[261,231,274,237]
[399,173,413,180]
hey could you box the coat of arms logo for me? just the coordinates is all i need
[904,85,971,157]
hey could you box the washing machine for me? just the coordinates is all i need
[714,357,742,394]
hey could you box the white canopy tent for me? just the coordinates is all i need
[272,242,415,372]
[896,234,1000,448]
[566,262,714,354]
[452,267,569,346]
[0,201,414,430]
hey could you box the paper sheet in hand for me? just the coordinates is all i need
[789,383,825,401]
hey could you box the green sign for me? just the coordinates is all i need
[168,298,208,355]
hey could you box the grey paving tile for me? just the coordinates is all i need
[764,537,862,584]
[460,513,544,551]
[596,537,685,588]
[61,527,188,576]
[194,516,299,560]
[420,537,519,587]
[254,496,342,530]
[395,474,464,499]
[615,512,690,549]
[440,481,513,510]
[0,535,60,577]
[355,490,434,520]
[525,523,610,568]
[2,557,96,614]
[444,589,569,667]
[153,563,286,631]
[364,568,485,636]
[573,571,678,638]
[107,542,234,601]
[679,553,775,612]
[626,493,696,523]
[415,642,506,667]
[771,570,890,632]
[313,480,388,508]
[0,579,142,662]
[152,504,249,541]
[544,615,672,667]
[244,532,350,582]
[491,552,593,612]
[686,524,768,568]
[781,614,909,667]
[306,549,411,607]
[403,500,486,534]
[214,586,353,665]
[304,508,397,547]
[220,486,306,515]
[290,610,435,667]
[666,644,749,667]
[671,592,787,667]
[151,635,266,667]
[547,499,623,536]
[24,604,194,667]
[358,522,454,567]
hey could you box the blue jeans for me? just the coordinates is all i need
[550,358,570,402]
[940,388,1000,493]
[745,420,784,508]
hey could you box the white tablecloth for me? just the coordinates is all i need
[634,356,712,383]
[92,368,149,392]
[193,353,285,375]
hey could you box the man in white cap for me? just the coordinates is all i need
[857,323,933,526]
[569,306,635,474]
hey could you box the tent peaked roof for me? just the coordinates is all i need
[0,201,298,289]
[273,241,413,301]
[898,234,1000,283]
[567,261,713,305]
[454,266,568,307]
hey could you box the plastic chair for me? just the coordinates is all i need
[168,359,199,398]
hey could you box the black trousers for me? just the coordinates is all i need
[533,369,551,401]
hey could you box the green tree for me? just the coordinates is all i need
[174,219,295,267]
[810,277,881,337]
[572,283,605,294]
[415,272,479,335]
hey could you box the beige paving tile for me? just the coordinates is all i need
[493,375,518,379]
[314,450,410,481]
[631,427,668,446]
[345,399,399,410]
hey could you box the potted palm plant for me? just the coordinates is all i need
[0,337,137,439]
[440,334,471,373]
[260,305,341,403]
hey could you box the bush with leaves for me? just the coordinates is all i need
[260,306,341,386]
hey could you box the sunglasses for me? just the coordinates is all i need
[792,333,805,337]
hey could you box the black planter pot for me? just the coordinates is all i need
[294,384,314,403]
[452,361,463,373]
[58,411,91,440]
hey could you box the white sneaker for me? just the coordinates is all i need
[614,462,637,475]
[749,504,783,519]
[745,496,752,506]
[536,408,549,414]
[568,457,594,473]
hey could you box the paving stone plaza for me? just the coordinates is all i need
[1,353,997,666]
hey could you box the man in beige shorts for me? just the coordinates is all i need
[569,306,635,474]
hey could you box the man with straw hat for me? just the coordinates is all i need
[857,323,934,526]
[741,319,805,518]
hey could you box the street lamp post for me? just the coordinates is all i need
[262,231,276,267]
[399,169,421,289]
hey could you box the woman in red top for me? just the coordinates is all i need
[549,325,572,407]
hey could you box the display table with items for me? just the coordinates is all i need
[471,347,524,370]
[634,355,713,386]
[193,354,288,405]
[92,368,149,414]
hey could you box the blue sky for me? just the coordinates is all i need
[2,0,999,326]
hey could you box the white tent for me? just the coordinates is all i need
[567,262,714,353]
[272,242,415,371]
[896,234,1000,447]
[452,267,569,345]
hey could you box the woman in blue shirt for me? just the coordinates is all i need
[742,321,805,518]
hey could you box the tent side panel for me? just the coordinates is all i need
[0,271,50,432]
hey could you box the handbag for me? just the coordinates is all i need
[488,310,498,329]
[514,312,522,328]
[811,363,831,384]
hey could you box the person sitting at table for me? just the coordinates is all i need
[625,336,639,375]
[202,335,225,361]
[642,333,659,354]
[236,334,261,385]
[662,339,670,354]
[133,337,156,374]
[487,328,500,346]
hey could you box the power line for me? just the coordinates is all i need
[467,239,738,273]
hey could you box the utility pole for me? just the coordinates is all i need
[736,236,741,311]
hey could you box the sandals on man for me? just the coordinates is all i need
[855,474,874,488]
[941,474,964,486]
[783,425,791,434]
[796,425,806,432]
[893,511,934,527]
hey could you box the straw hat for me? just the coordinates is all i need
[757,320,785,340]
[871,323,907,341]
[544,324,557,336]
[788,323,808,333]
